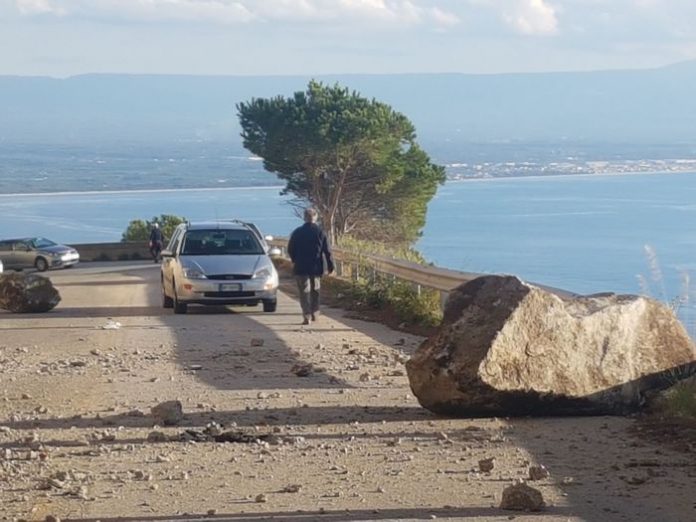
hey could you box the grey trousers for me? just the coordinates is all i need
[295,275,321,317]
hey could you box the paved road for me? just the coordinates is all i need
[0,262,694,522]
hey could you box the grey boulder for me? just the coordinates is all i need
[0,272,61,313]
[406,275,696,416]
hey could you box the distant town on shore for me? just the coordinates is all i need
[446,158,696,180]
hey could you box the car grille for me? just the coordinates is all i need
[203,291,256,298]
[206,274,253,280]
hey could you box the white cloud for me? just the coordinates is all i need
[507,0,558,35]
[12,0,255,24]
[16,0,65,16]
[10,0,460,28]
[468,0,558,35]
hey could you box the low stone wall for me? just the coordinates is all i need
[72,242,151,262]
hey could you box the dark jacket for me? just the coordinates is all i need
[149,228,163,243]
[287,223,335,276]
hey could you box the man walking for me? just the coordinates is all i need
[288,208,334,325]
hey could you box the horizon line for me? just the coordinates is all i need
[1,60,691,81]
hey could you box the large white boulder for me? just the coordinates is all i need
[406,275,696,415]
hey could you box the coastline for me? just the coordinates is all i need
[3,169,696,198]
[446,169,696,184]
[0,184,286,198]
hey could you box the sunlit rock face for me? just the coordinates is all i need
[406,275,696,416]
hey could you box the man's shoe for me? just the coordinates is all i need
[311,313,318,322]
[301,317,310,325]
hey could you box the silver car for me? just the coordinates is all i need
[160,221,280,314]
[0,237,80,272]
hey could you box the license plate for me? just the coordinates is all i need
[220,283,241,292]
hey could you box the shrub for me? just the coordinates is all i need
[122,214,186,242]
[336,236,429,265]
[657,377,696,419]
[331,274,441,328]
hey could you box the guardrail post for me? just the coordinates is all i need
[439,291,449,311]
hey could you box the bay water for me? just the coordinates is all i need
[2,171,696,317]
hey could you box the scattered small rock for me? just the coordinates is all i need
[281,484,302,493]
[528,465,550,481]
[500,482,545,512]
[255,493,267,503]
[250,338,265,347]
[478,457,495,473]
[147,431,169,443]
[101,320,121,330]
[151,400,184,426]
[291,363,313,377]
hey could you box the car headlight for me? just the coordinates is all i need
[254,267,278,289]
[183,267,207,280]
[253,268,272,280]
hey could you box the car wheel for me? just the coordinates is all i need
[173,281,187,314]
[35,257,49,272]
[262,300,277,313]
[162,278,173,309]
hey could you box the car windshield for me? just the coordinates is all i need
[180,229,264,256]
[31,238,57,248]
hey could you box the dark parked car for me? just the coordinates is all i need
[0,237,80,272]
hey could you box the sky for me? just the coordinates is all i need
[1,0,696,77]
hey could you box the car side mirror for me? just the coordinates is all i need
[264,235,274,242]
[268,247,282,258]
[160,249,174,258]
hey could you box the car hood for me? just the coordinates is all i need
[180,254,266,275]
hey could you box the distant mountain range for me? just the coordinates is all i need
[2,62,696,161]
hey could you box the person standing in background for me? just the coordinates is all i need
[287,208,335,325]
[149,222,164,263]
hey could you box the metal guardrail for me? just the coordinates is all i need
[270,237,576,307]
[271,237,479,308]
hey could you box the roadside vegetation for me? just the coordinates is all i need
[638,245,696,425]
[121,214,186,242]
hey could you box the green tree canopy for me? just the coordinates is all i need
[237,81,445,244]
[121,214,186,242]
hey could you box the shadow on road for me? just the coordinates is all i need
[60,505,573,522]
[1,404,433,433]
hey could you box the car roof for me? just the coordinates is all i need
[183,221,250,231]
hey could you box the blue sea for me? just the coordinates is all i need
[3,171,696,309]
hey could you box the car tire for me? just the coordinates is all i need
[172,281,187,314]
[162,280,174,309]
[35,257,49,272]
[262,300,277,313]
